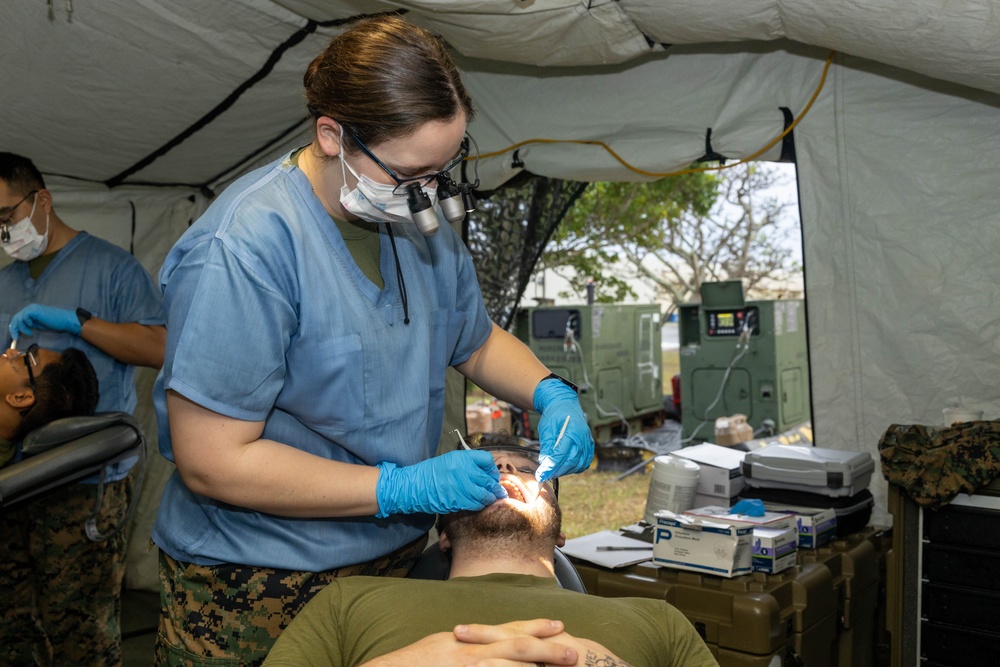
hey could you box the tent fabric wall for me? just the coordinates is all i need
[2,0,335,188]
[455,41,822,188]
[3,0,1000,568]
[795,56,1000,522]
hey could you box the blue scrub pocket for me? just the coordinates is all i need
[281,332,366,435]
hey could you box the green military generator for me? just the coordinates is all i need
[678,281,811,443]
[513,304,664,443]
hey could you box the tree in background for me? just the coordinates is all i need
[539,162,802,313]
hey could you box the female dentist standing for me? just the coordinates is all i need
[150,15,593,666]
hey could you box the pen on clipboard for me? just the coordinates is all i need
[596,546,653,551]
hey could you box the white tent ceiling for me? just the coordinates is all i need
[3,0,1000,532]
[4,0,998,189]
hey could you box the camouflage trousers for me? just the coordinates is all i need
[154,534,427,666]
[0,472,133,667]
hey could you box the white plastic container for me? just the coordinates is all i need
[942,407,983,425]
[643,455,701,524]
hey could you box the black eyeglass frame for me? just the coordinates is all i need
[0,190,39,241]
[347,132,470,196]
[23,343,38,393]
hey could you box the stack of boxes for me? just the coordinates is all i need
[651,443,876,578]
[672,443,746,508]
[653,506,800,576]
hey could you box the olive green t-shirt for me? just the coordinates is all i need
[28,250,58,281]
[264,573,719,666]
[291,147,383,289]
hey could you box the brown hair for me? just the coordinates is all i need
[303,15,474,150]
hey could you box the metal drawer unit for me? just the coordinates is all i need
[887,485,1000,667]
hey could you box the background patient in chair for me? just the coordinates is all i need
[263,431,718,667]
[0,345,98,467]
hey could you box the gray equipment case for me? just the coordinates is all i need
[741,445,875,497]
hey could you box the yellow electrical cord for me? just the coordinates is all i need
[475,50,837,179]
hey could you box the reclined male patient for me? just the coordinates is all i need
[0,344,99,467]
[264,431,718,667]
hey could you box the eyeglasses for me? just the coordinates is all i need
[348,133,470,196]
[0,190,38,228]
[6,343,39,416]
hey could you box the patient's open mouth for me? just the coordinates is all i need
[499,475,535,504]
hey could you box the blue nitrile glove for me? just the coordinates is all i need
[9,304,82,341]
[374,450,508,518]
[533,378,595,483]
[730,498,766,517]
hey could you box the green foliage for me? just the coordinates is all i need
[540,163,801,311]
[542,174,718,303]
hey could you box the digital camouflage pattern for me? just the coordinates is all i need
[879,420,1000,508]
[154,535,427,666]
[0,473,132,667]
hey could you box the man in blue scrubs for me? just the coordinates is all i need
[0,151,166,666]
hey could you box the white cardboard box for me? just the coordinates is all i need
[683,505,798,536]
[653,511,753,578]
[752,526,798,574]
[757,503,838,548]
[691,492,739,511]
[673,444,747,497]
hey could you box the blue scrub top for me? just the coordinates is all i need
[152,152,493,571]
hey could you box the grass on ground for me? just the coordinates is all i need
[557,467,652,539]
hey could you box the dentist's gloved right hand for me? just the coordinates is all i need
[534,377,595,482]
[375,450,507,518]
[9,303,82,341]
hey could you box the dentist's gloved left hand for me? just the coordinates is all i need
[9,304,82,341]
[533,377,595,483]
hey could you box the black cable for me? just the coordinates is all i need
[128,200,135,255]
[101,9,409,190]
[384,224,409,325]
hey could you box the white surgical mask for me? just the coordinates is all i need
[337,135,439,231]
[1,196,50,261]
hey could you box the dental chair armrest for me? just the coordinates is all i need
[20,412,140,457]
[0,412,144,507]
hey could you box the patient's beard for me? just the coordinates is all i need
[443,493,562,557]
